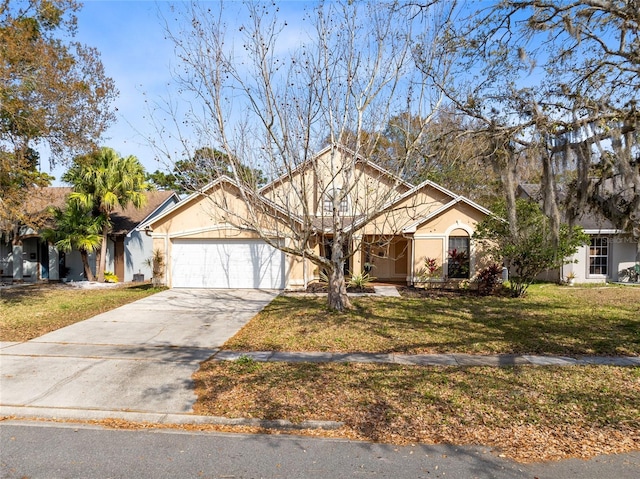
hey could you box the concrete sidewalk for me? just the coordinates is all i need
[211,350,640,367]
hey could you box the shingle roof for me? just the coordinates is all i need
[24,187,72,215]
[24,188,177,235]
[108,190,178,235]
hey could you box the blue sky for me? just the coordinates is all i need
[42,0,514,185]
[44,0,170,182]
[44,0,310,184]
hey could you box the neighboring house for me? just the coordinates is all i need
[0,189,179,283]
[0,187,69,283]
[518,184,639,283]
[145,145,493,289]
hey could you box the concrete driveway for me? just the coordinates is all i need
[0,289,279,416]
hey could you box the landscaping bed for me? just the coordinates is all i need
[301,281,375,294]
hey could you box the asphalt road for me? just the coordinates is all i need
[2,421,639,479]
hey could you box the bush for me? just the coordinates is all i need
[474,199,589,297]
[104,271,119,283]
[416,257,442,288]
[348,272,375,289]
[477,263,502,295]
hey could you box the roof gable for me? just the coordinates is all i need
[402,196,493,233]
[146,175,303,231]
[24,187,179,235]
[111,190,180,235]
[146,147,494,236]
[259,143,414,195]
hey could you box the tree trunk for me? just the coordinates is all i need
[635,234,640,283]
[80,250,95,281]
[327,239,352,312]
[97,223,108,282]
[327,265,351,311]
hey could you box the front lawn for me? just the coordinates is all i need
[224,284,640,356]
[193,284,640,462]
[0,283,163,342]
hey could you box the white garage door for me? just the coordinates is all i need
[171,239,285,289]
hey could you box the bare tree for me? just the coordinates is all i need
[155,0,455,311]
[428,0,639,261]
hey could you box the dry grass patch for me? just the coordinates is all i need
[193,361,640,462]
[0,283,163,341]
[225,284,640,355]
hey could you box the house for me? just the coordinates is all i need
[0,188,179,283]
[518,184,639,283]
[144,145,493,289]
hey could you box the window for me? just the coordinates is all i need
[589,237,608,276]
[448,235,470,279]
[322,188,349,215]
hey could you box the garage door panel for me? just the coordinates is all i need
[171,239,285,289]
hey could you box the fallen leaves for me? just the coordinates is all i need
[192,362,640,463]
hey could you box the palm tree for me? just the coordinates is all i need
[62,147,148,282]
[42,202,105,281]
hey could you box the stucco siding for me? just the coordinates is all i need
[612,235,639,282]
[124,231,152,282]
[413,237,445,281]
[556,234,638,283]
[64,250,96,281]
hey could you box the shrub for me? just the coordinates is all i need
[477,263,502,295]
[417,257,442,287]
[474,199,589,297]
[145,249,166,287]
[348,272,375,289]
[104,271,119,283]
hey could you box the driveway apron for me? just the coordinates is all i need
[0,289,279,415]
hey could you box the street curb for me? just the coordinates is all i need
[0,406,344,431]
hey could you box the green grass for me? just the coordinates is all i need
[225,284,640,355]
[0,283,164,342]
[203,283,640,462]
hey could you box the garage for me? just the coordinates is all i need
[171,239,285,289]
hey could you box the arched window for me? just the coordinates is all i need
[448,229,470,279]
[322,187,349,215]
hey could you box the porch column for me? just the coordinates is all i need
[352,235,363,276]
[12,243,23,282]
